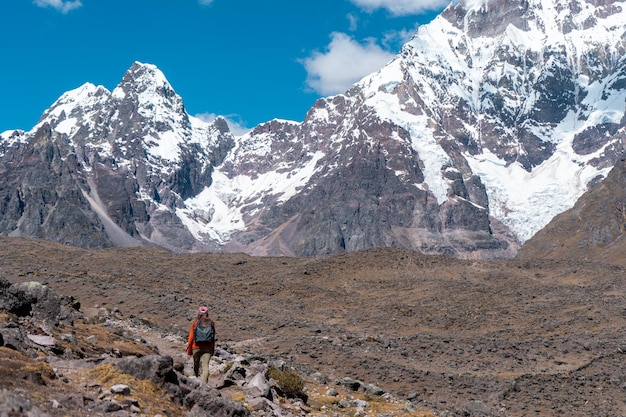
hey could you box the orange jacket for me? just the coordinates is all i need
[187,318,216,355]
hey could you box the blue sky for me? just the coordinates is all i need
[1,0,449,134]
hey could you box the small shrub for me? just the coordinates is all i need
[268,367,306,400]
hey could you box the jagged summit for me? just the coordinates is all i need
[117,61,172,91]
[112,61,186,122]
[0,1,625,257]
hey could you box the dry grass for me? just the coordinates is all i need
[0,347,56,387]
[85,364,184,417]
[56,321,157,358]
[304,383,437,417]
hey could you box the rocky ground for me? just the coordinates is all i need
[0,274,431,417]
[1,237,626,416]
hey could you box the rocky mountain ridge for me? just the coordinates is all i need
[1,0,625,257]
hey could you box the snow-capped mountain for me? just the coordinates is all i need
[1,0,625,257]
[0,63,234,252]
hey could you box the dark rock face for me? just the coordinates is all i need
[0,125,111,249]
[234,131,508,257]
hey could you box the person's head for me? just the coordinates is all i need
[197,306,209,319]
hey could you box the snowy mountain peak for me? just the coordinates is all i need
[1,3,625,258]
[112,61,185,119]
[36,82,111,136]
[342,0,626,244]
[118,61,172,92]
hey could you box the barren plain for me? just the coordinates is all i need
[1,237,625,416]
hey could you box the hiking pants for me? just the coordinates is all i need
[192,348,213,383]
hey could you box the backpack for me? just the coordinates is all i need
[193,321,215,343]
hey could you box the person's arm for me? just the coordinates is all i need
[186,320,196,355]
[211,319,217,353]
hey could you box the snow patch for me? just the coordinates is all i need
[177,151,325,244]
[466,149,609,242]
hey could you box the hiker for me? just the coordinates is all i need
[187,306,216,383]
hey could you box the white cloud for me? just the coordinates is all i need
[347,13,359,31]
[301,32,395,95]
[198,0,215,5]
[33,0,82,13]
[349,0,450,15]
[195,113,251,136]
[381,27,417,49]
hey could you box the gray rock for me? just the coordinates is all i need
[54,393,85,409]
[246,397,269,411]
[0,326,27,352]
[365,383,385,396]
[0,389,51,417]
[94,399,123,412]
[338,399,352,408]
[110,384,131,395]
[352,399,369,408]
[339,377,363,391]
[245,372,270,399]
[465,400,491,415]
[184,386,250,417]
[0,279,79,326]
[310,371,327,384]
[115,355,177,386]
[405,401,418,412]
[59,333,76,344]
[224,364,246,383]
[27,334,58,347]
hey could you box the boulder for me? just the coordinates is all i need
[0,327,27,353]
[115,355,178,386]
[110,384,131,395]
[0,389,51,417]
[184,386,250,417]
[0,278,79,325]
[465,400,491,415]
[223,363,246,385]
[27,334,59,347]
[244,372,271,399]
